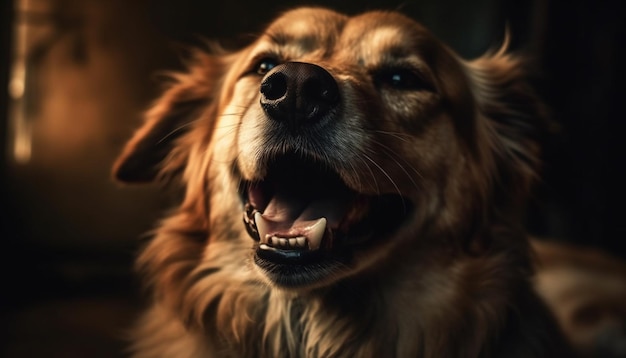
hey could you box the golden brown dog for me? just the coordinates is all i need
[114,7,571,357]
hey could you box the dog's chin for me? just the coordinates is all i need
[240,153,414,289]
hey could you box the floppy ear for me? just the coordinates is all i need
[465,44,548,200]
[113,51,226,183]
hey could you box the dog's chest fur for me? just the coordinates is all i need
[132,238,557,358]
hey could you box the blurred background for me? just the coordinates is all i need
[0,0,624,357]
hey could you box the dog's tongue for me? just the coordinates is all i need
[255,189,353,250]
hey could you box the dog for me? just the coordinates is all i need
[113,7,571,357]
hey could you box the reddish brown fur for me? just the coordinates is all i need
[114,7,569,357]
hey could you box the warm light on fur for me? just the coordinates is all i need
[114,7,570,357]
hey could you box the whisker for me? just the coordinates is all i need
[219,112,247,117]
[157,119,202,144]
[231,157,244,192]
[214,122,243,130]
[345,156,364,193]
[358,154,381,194]
[370,129,413,143]
[218,102,250,118]
[361,153,406,209]
[370,139,423,191]
[379,150,420,192]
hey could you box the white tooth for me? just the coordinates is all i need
[288,238,297,247]
[255,212,270,244]
[307,218,327,250]
[278,238,288,247]
[260,244,270,250]
[296,236,306,247]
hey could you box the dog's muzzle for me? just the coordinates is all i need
[241,62,413,287]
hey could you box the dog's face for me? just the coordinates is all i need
[225,9,471,289]
[114,8,542,291]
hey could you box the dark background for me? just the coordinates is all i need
[0,0,624,356]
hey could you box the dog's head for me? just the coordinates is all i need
[114,8,544,291]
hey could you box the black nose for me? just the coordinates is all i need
[260,62,339,127]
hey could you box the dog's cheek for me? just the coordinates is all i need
[381,92,442,133]
[402,116,475,231]
[362,88,448,194]
[236,108,270,180]
[396,114,459,185]
[205,138,249,245]
[215,79,262,178]
[205,83,261,237]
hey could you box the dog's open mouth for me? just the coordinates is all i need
[241,154,413,288]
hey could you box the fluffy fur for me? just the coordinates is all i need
[114,7,569,357]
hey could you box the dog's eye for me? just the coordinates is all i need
[255,58,279,76]
[374,68,432,91]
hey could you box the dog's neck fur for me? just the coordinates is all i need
[131,209,562,358]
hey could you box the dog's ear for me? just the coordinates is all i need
[113,51,225,183]
[465,43,548,199]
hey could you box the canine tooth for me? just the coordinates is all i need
[255,212,270,244]
[307,218,327,250]
[296,236,306,247]
[260,243,270,250]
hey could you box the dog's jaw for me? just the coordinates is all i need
[237,153,414,289]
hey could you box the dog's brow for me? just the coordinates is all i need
[340,28,424,67]
[265,32,317,49]
[264,32,291,46]
[369,26,416,54]
[261,31,334,58]
[261,14,345,56]
[382,45,415,61]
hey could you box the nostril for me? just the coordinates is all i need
[302,78,339,104]
[261,72,288,100]
[321,88,338,102]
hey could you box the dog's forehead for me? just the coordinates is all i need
[341,12,432,50]
[260,8,434,61]
[262,8,347,54]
